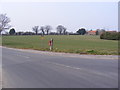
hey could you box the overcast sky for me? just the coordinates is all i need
[0,1,118,32]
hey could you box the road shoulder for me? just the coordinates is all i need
[1,46,119,60]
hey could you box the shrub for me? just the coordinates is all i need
[9,28,16,35]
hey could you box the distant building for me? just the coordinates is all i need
[87,31,97,35]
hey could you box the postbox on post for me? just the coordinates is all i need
[49,38,53,51]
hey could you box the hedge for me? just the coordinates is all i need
[100,32,120,40]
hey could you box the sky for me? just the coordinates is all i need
[0,0,118,32]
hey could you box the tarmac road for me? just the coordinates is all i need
[1,47,118,88]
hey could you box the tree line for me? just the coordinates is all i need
[32,25,67,35]
[7,25,68,35]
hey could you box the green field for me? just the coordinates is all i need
[1,35,119,55]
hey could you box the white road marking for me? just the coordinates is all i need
[52,62,81,70]
[16,54,30,59]
[47,62,117,78]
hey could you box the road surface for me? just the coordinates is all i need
[2,47,118,88]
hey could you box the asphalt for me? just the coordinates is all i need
[1,47,118,88]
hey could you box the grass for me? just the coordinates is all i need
[1,35,119,55]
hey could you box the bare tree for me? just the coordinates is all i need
[63,27,67,35]
[45,25,52,35]
[56,25,63,35]
[40,26,45,35]
[0,14,11,34]
[32,26,39,35]
[56,25,67,35]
